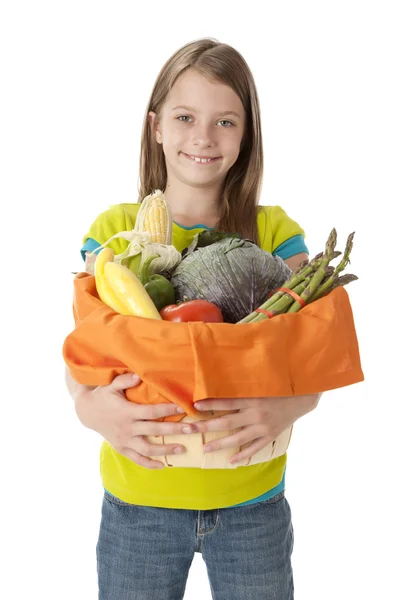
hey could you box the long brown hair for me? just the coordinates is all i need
[138,38,263,244]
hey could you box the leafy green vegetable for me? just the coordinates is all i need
[171,232,292,323]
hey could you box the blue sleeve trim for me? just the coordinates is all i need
[80,238,101,262]
[272,234,309,260]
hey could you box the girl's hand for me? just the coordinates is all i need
[73,372,196,469]
[191,394,322,464]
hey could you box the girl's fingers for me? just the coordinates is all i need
[202,425,264,453]
[110,372,142,392]
[121,447,166,470]
[133,420,196,437]
[193,412,254,433]
[133,435,186,459]
[229,437,268,464]
[131,402,186,421]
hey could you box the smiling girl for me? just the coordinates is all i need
[66,38,319,600]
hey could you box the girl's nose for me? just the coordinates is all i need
[191,123,216,147]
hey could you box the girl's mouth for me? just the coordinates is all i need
[182,153,221,164]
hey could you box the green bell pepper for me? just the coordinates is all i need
[138,253,175,311]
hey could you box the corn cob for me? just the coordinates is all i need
[134,189,172,245]
[103,261,161,320]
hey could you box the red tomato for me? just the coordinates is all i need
[160,299,224,323]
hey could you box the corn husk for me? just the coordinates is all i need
[87,230,182,276]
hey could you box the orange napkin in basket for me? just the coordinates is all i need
[63,273,364,421]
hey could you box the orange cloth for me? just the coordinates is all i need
[63,272,364,421]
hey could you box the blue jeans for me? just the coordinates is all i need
[97,490,294,600]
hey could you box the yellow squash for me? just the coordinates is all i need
[94,248,132,315]
[103,261,161,320]
[95,248,161,319]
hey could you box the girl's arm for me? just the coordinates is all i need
[284,251,309,272]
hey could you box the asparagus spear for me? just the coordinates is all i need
[331,273,358,288]
[283,249,341,291]
[260,229,338,317]
[238,229,357,324]
[306,232,355,302]
[249,266,338,323]
[249,265,335,323]
[311,273,358,301]
[286,229,339,313]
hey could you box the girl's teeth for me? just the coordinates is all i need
[190,156,213,163]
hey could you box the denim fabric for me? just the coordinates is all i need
[97,490,294,600]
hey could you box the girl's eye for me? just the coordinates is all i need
[177,115,193,122]
[218,120,234,128]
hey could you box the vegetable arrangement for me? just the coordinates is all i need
[90,190,358,324]
[65,190,364,469]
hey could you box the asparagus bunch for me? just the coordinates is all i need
[238,229,358,324]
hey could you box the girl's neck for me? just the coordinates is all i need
[163,181,222,228]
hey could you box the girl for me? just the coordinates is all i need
[66,38,321,600]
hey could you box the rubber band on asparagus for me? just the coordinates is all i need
[255,287,306,318]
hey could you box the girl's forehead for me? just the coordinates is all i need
[165,69,244,115]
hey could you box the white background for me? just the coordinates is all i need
[1,1,399,598]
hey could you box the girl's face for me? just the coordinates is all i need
[150,68,246,190]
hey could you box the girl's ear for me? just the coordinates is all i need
[148,111,162,144]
